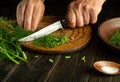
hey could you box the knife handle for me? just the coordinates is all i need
[60,19,67,28]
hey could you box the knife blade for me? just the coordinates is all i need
[18,19,67,42]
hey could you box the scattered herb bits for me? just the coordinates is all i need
[81,56,86,63]
[34,55,39,58]
[65,56,71,59]
[33,34,68,48]
[49,59,54,63]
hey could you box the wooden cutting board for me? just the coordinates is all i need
[21,16,92,54]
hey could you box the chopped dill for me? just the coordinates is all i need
[81,56,86,63]
[34,55,39,58]
[64,56,71,59]
[48,58,54,63]
[33,34,68,48]
[109,29,120,47]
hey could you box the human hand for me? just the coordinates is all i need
[16,0,45,31]
[66,0,106,28]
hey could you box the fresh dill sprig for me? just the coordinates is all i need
[0,16,33,64]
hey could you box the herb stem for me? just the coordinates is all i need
[0,19,14,29]
[0,47,19,64]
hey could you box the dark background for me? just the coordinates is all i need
[0,0,70,18]
[0,0,120,25]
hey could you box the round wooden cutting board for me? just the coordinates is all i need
[21,16,92,54]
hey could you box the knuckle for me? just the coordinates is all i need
[69,1,83,9]
[76,2,82,9]
[68,21,75,28]
[90,7,96,13]
[83,5,89,10]
[76,22,84,27]
[91,19,97,24]
[84,20,89,25]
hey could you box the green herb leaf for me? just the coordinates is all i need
[109,29,120,47]
[64,56,71,59]
[81,56,86,63]
[49,58,54,63]
[33,34,68,48]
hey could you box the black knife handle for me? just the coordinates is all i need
[60,19,67,28]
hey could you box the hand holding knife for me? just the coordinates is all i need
[18,19,67,42]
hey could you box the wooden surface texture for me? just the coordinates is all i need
[22,16,92,54]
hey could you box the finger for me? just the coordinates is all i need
[31,3,45,31]
[16,1,25,28]
[24,1,34,30]
[66,9,76,28]
[75,6,84,27]
[89,9,98,24]
[82,5,90,25]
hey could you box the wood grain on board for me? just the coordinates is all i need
[21,16,92,54]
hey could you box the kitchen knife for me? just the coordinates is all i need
[18,19,67,42]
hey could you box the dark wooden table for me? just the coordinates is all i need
[0,0,120,82]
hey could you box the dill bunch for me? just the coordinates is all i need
[0,16,33,64]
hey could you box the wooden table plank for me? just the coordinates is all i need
[2,54,57,82]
